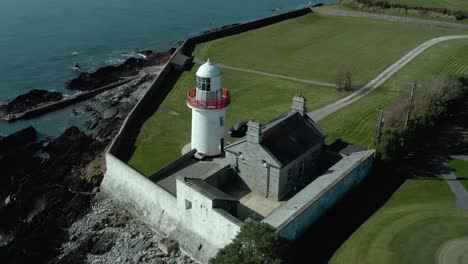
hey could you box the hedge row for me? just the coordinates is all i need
[381,77,468,161]
[355,0,468,20]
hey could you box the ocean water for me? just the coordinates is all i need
[0,0,335,136]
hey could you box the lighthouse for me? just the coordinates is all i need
[187,59,230,156]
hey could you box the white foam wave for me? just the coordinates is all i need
[105,57,125,65]
[123,51,147,60]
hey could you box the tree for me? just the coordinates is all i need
[335,69,354,91]
[210,222,287,264]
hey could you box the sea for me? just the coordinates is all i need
[0,0,335,137]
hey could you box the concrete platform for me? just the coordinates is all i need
[156,158,227,196]
[221,182,284,221]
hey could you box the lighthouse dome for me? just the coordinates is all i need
[196,59,221,78]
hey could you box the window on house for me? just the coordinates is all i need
[196,77,211,91]
[288,170,293,181]
[185,199,192,210]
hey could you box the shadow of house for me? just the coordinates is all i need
[289,160,405,263]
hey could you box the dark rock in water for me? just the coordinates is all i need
[0,126,41,197]
[0,126,36,154]
[45,126,93,158]
[0,89,63,115]
[65,48,175,91]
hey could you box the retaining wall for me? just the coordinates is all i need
[263,151,375,240]
[102,153,243,263]
[102,153,179,231]
[179,7,312,55]
[149,149,197,182]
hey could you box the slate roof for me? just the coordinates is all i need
[261,112,326,165]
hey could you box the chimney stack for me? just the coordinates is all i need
[291,92,307,115]
[246,120,262,144]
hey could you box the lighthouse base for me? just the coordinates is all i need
[181,143,192,155]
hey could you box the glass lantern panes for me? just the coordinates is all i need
[196,77,211,91]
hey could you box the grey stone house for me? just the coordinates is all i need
[224,94,327,201]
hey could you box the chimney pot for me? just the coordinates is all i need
[246,121,262,143]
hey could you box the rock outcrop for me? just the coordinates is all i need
[52,198,195,264]
[65,49,175,91]
[0,89,63,115]
[0,126,105,263]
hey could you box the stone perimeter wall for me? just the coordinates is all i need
[101,153,242,263]
[272,151,375,241]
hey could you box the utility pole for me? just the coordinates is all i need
[405,82,421,127]
[374,109,385,157]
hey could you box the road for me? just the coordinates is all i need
[308,35,468,121]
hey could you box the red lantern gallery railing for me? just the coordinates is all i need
[187,88,230,109]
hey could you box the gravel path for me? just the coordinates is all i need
[308,35,468,121]
[451,155,468,162]
[436,156,468,210]
[194,58,336,88]
[312,8,468,31]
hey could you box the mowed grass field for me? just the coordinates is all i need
[194,13,466,87]
[319,39,468,147]
[327,40,468,264]
[330,176,468,264]
[387,0,468,12]
[128,66,349,175]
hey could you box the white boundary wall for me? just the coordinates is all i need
[263,150,375,240]
[102,153,179,232]
[102,153,242,263]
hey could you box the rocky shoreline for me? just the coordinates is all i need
[0,47,192,264]
[0,49,174,118]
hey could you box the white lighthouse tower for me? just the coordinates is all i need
[187,59,230,156]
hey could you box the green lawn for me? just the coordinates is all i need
[330,177,468,264]
[319,39,468,147]
[128,66,349,175]
[330,1,468,24]
[448,158,468,190]
[194,13,466,87]
[387,0,468,12]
